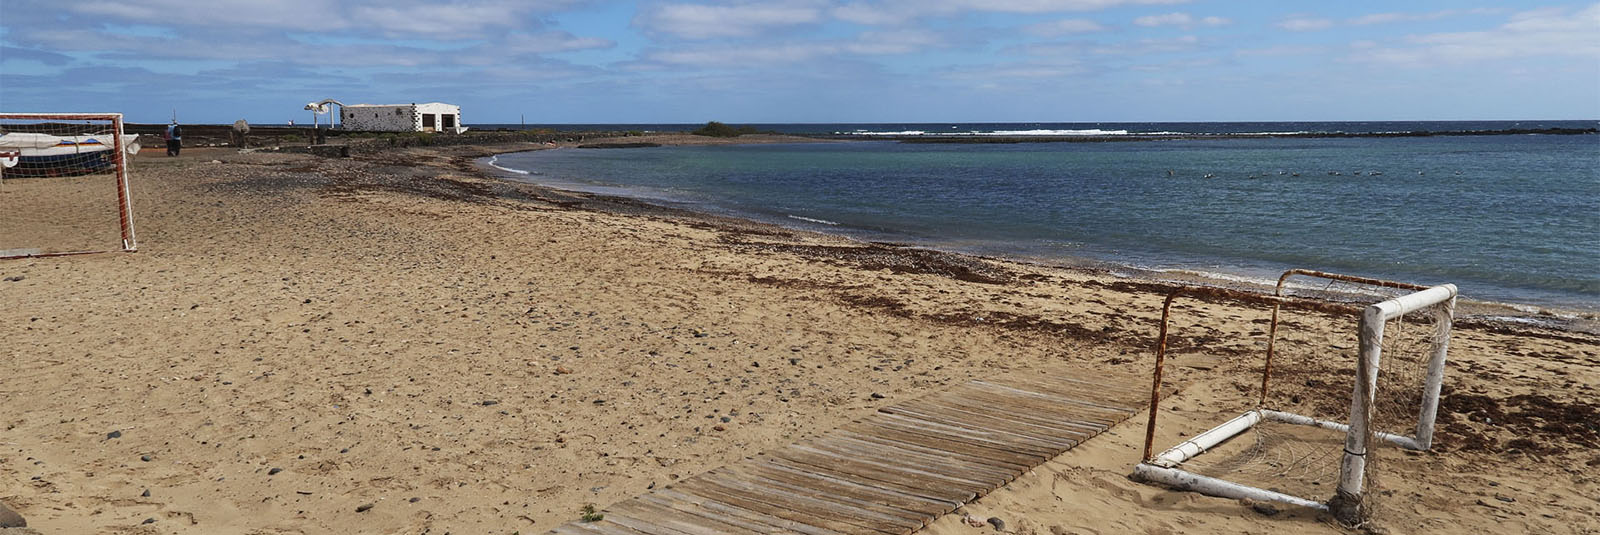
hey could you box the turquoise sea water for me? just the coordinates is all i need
[490,131,1600,311]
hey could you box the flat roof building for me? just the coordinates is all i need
[341,102,466,134]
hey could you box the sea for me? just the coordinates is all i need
[482,121,1600,314]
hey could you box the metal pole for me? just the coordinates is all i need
[1333,305,1385,525]
[110,115,137,251]
[1413,297,1455,449]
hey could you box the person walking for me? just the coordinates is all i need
[164,121,182,156]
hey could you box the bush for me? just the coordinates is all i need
[281,134,303,143]
[691,121,741,137]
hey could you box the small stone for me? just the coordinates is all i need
[481,400,499,406]
[870,393,885,400]
[593,399,606,405]
[141,489,151,498]
[720,416,731,423]
[140,455,152,462]
[142,517,156,524]
[355,503,374,513]
[0,501,25,527]
[712,425,726,432]
[3,276,23,282]
[268,468,283,475]
[554,366,573,375]
[1495,495,1515,503]
[1250,502,1281,516]
[986,517,1005,531]
[106,430,122,440]
[409,497,421,503]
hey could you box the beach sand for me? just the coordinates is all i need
[2,138,1596,534]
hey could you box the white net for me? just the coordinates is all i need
[0,114,137,256]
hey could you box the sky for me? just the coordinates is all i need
[1,0,1597,124]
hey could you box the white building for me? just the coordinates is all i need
[340,102,467,133]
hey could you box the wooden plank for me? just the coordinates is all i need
[552,518,661,535]
[717,464,933,524]
[961,381,1139,417]
[800,435,1011,490]
[879,405,1079,450]
[968,381,1139,416]
[838,426,1036,470]
[693,469,921,532]
[826,432,1029,478]
[631,495,793,535]
[805,435,1018,485]
[928,387,1109,431]
[611,499,764,535]
[784,442,998,490]
[647,489,844,535]
[733,461,955,517]
[601,512,705,535]
[762,454,975,505]
[945,383,1127,424]
[873,411,1066,455]
[984,377,1145,408]
[917,392,1107,436]
[893,397,1095,443]
[674,474,906,535]
[865,414,1057,459]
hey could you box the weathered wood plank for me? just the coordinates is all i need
[550,376,1151,535]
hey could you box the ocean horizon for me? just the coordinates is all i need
[487,121,1599,314]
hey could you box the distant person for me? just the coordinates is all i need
[164,121,182,156]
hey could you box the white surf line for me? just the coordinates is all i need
[486,154,531,175]
[787,214,839,226]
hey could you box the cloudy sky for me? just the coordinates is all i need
[2,0,1596,124]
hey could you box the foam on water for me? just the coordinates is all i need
[486,155,530,175]
[787,214,839,226]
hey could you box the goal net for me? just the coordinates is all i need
[0,113,138,258]
[1132,271,1455,526]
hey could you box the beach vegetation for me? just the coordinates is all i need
[281,133,303,143]
[580,504,604,522]
[691,121,763,137]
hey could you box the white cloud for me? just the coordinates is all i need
[500,31,615,55]
[1132,12,1228,28]
[640,28,944,66]
[1276,17,1334,31]
[830,0,1187,25]
[1091,35,1200,55]
[1346,4,1600,64]
[1024,18,1107,36]
[1347,8,1502,26]
[634,2,826,39]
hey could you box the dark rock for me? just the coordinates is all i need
[140,455,152,462]
[712,425,726,432]
[481,400,499,406]
[870,393,885,399]
[141,489,151,497]
[408,497,421,503]
[986,517,1005,531]
[355,503,374,513]
[106,430,122,440]
[268,468,282,475]
[719,416,731,423]
[142,518,156,525]
[0,501,25,527]
[3,276,23,282]
[1250,502,1281,516]
[1495,495,1515,503]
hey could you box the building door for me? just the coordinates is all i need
[442,114,456,130]
[422,114,436,132]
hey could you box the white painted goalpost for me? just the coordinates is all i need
[1131,272,1456,526]
[0,112,138,258]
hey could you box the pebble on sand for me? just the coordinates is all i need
[106,430,122,440]
[268,468,283,475]
[0,501,25,528]
[356,503,375,513]
[554,366,574,375]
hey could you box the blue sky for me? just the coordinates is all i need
[2,0,1596,124]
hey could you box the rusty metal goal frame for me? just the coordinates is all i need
[1131,269,1456,525]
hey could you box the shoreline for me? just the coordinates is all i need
[4,141,1597,534]
[474,137,1600,334]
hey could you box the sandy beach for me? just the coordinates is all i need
[2,137,1597,534]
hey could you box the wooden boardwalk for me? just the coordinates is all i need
[552,374,1148,535]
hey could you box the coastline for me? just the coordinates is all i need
[477,135,1599,334]
[4,139,1597,534]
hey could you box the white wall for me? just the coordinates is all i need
[341,103,466,133]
